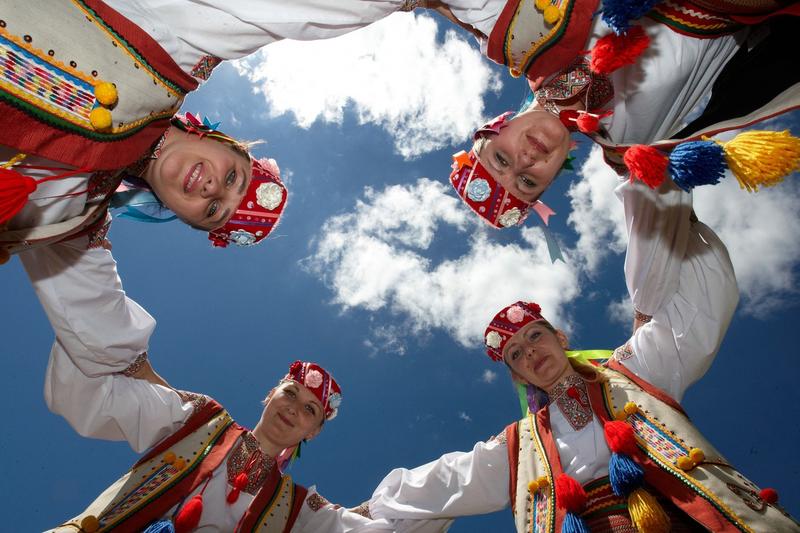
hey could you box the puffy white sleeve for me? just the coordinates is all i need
[294,488,453,533]
[44,344,195,453]
[614,178,739,402]
[18,235,155,377]
[368,438,510,524]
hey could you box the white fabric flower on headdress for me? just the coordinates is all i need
[467,178,491,202]
[228,229,256,246]
[328,392,342,409]
[498,207,522,227]
[305,369,323,389]
[507,305,525,323]
[486,331,502,349]
[256,182,284,211]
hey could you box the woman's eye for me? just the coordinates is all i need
[286,390,295,398]
[518,175,536,189]
[495,153,509,167]
[305,405,316,415]
[207,201,219,217]
[529,331,540,341]
[226,170,236,187]
[511,350,520,360]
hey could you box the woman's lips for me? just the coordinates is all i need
[526,135,550,154]
[278,413,294,428]
[183,163,202,193]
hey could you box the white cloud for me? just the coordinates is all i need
[481,369,498,384]
[362,325,408,357]
[302,178,582,347]
[694,177,800,316]
[458,411,472,422]
[567,145,627,275]
[607,297,633,328]
[233,13,502,158]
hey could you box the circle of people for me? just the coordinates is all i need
[3,1,800,532]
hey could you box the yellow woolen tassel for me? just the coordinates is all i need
[718,130,800,192]
[628,488,671,533]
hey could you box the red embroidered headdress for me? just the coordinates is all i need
[484,301,545,361]
[284,360,342,421]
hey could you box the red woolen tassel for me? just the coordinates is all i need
[555,474,588,513]
[760,488,779,504]
[590,26,650,75]
[604,420,639,455]
[226,472,249,504]
[576,113,600,134]
[623,145,668,188]
[0,168,37,225]
[174,494,204,533]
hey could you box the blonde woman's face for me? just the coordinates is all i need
[503,322,570,390]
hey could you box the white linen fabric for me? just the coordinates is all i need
[369,176,739,525]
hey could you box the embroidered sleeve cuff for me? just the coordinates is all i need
[399,0,420,11]
[119,352,148,377]
[634,309,652,324]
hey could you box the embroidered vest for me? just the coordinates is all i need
[485,0,782,82]
[48,399,307,533]
[0,0,198,171]
[505,364,800,533]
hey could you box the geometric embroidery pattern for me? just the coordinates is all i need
[629,411,688,463]
[100,464,178,525]
[0,34,94,124]
[190,55,222,81]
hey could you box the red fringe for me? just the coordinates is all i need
[555,474,587,513]
[604,420,639,455]
[623,145,668,188]
[590,26,650,75]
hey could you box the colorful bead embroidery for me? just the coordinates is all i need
[0,35,95,123]
[190,55,221,81]
[628,411,687,463]
[226,432,276,495]
[120,352,148,377]
[648,0,743,37]
[100,464,178,525]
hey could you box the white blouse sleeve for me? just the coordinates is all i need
[44,342,195,453]
[369,438,510,523]
[295,488,453,533]
[18,235,155,377]
[614,178,739,402]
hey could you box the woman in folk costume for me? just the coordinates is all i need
[433,0,800,232]
[11,113,287,388]
[367,169,800,531]
[46,358,378,532]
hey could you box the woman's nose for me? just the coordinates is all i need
[200,175,220,197]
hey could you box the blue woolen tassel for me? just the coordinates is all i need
[609,452,645,497]
[563,511,591,533]
[601,0,662,34]
[668,140,727,191]
[143,519,176,533]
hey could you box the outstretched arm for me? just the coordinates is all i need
[367,436,510,525]
[613,178,739,401]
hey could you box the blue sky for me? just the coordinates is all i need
[2,12,799,531]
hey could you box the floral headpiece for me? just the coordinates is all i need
[170,113,288,248]
[484,301,545,361]
[284,360,342,421]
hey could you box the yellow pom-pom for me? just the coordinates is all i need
[676,455,695,471]
[719,130,800,192]
[534,0,550,11]
[509,67,522,78]
[624,402,638,415]
[628,488,671,533]
[536,476,549,488]
[528,480,540,493]
[689,447,705,464]
[173,457,186,470]
[94,81,118,106]
[80,515,100,532]
[89,107,112,130]
[163,451,176,464]
[543,5,561,24]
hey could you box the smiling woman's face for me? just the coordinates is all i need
[254,381,324,453]
[503,322,571,390]
[475,109,571,203]
[142,127,252,230]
